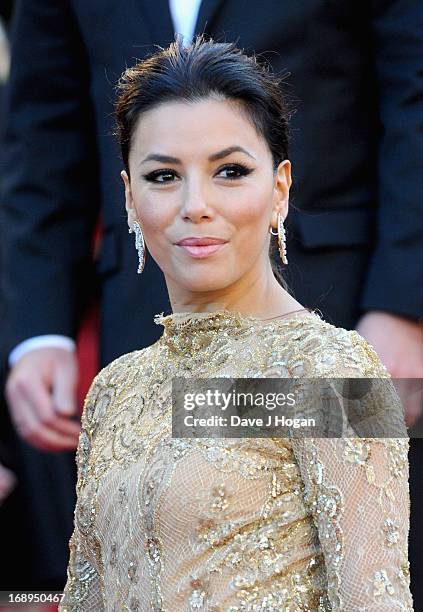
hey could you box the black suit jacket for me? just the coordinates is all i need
[1,0,422,365]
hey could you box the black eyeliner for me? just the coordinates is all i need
[142,162,254,184]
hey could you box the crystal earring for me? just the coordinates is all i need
[269,212,288,265]
[128,221,146,274]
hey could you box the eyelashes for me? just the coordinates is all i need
[142,163,254,184]
[142,168,179,184]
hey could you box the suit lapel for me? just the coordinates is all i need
[138,0,226,45]
[195,0,226,34]
[137,0,175,46]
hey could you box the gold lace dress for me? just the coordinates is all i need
[59,310,413,611]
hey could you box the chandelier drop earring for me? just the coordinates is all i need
[128,220,146,274]
[269,212,288,265]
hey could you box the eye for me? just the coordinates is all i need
[142,162,254,184]
[142,168,179,184]
[216,163,254,180]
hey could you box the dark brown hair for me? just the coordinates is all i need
[114,34,293,286]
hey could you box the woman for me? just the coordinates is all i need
[60,35,412,611]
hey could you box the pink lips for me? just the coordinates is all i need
[176,237,227,258]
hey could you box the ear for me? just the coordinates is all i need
[270,159,291,231]
[121,170,137,230]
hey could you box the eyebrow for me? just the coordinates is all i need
[140,146,256,165]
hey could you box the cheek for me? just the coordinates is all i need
[133,192,173,243]
[135,204,173,276]
[228,187,272,238]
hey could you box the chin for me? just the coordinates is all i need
[175,269,237,293]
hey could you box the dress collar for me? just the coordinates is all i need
[154,310,250,354]
[154,308,314,355]
[155,309,258,330]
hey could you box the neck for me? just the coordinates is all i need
[166,261,303,319]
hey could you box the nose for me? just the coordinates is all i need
[179,175,214,223]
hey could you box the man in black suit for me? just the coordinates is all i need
[1,0,422,594]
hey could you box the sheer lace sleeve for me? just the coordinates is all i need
[59,371,108,611]
[291,332,413,611]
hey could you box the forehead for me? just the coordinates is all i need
[129,97,268,160]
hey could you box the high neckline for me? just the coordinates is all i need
[154,307,313,328]
[154,308,317,355]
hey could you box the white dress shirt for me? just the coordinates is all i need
[8,0,203,367]
[169,0,202,47]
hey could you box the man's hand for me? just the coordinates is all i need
[5,348,81,452]
[355,311,423,427]
[0,463,17,505]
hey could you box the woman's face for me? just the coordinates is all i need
[122,97,291,297]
